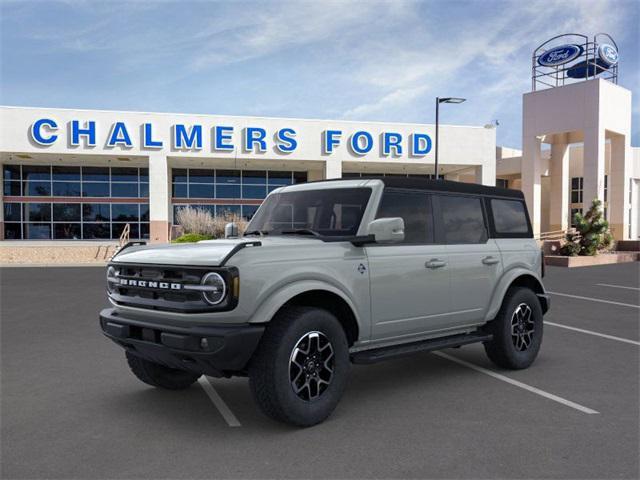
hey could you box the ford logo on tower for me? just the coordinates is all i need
[537,44,583,67]
[598,43,619,67]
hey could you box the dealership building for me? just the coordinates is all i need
[0,34,638,244]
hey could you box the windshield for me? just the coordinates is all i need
[245,187,372,237]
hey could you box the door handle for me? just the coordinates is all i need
[425,259,446,269]
[482,256,500,265]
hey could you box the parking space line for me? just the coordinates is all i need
[198,376,242,427]
[547,291,640,309]
[433,352,599,415]
[545,321,640,346]
[595,283,640,291]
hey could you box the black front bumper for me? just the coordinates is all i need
[99,308,264,377]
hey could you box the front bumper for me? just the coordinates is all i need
[99,308,264,377]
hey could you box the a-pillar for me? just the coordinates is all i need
[609,133,631,240]
[548,135,570,232]
[522,135,543,237]
[148,153,171,243]
[582,126,606,211]
[325,158,342,179]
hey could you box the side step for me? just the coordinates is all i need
[351,331,492,365]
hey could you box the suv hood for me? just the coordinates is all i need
[111,236,323,266]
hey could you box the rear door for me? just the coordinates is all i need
[366,189,451,342]
[433,194,502,327]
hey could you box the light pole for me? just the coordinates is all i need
[435,97,466,180]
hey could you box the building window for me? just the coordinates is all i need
[496,179,509,189]
[570,177,583,204]
[342,172,444,180]
[570,208,582,228]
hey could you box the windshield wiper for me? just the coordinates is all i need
[280,228,322,238]
[243,230,269,237]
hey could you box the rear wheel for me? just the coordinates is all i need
[125,351,200,390]
[484,287,543,370]
[249,306,350,427]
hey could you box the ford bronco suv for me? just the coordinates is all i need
[100,178,549,426]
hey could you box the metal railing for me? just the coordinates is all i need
[118,223,131,248]
[535,228,579,241]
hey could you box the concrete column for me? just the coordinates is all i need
[582,126,606,210]
[522,135,543,237]
[609,134,631,240]
[474,163,495,186]
[548,137,570,232]
[325,158,342,179]
[148,153,170,243]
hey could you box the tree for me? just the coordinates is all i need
[560,199,614,256]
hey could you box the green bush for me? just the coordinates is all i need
[560,199,614,256]
[172,233,214,243]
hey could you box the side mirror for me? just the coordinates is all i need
[366,217,405,244]
[225,222,239,239]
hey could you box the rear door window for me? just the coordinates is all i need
[376,189,434,244]
[490,199,530,234]
[437,195,487,244]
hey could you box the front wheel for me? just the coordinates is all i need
[248,306,350,427]
[484,287,543,370]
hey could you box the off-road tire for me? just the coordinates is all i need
[484,287,543,370]
[125,351,200,390]
[248,306,350,427]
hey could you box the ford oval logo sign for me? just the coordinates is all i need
[598,44,618,67]
[538,44,583,67]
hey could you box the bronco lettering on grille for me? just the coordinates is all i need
[118,278,182,290]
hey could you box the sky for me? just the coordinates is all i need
[1,0,638,149]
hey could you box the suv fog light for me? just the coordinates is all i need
[200,338,209,350]
[201,272,226,305]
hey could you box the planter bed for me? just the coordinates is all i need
[545,252,639,268]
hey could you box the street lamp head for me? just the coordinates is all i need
[438,97,466,104]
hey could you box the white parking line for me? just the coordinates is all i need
[595,283,640,292]
[545,321,640,346]
[433,352,599,415]
[547,291,640,309]
[198,376,242,427]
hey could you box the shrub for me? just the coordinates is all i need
[173,233,214,243]
[175,206,249,239]
[560,199,614,256]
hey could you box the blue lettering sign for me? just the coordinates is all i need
[383,132,403,156]
[214,126,234,151]
[323,130,342,154]
[245,127,267,152]
[411,133,432,156]
[173,124,203,149]
[143,123,163,148]
[275,128,297,153]
[71,120,96,147]
[30,118,58,145]
[350,131,373,155]
[107,122,133,147]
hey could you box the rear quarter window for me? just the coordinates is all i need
[491,199,530,235]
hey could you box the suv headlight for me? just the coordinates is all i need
[106,266,117,294]
[200,272,227,305]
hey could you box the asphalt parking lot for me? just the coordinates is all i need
[1,263,639,479]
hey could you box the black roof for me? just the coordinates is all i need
[317,177,525,199]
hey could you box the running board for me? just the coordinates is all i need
[351,331,492,365]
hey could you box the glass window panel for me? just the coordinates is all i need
[172,183,187,198]
[140,222,150,239]
[217,205,241,217]
[3,181,21,196]
[24,203,51,222]
[188,184,215,198]
[268,186,281,194]
[190,204,216,216]
[4,203,21,221]
[242,205,259,220]
[216,170,240,184]
[341,173,361,179]
[268,171,293,185]
[22,165,51,181]
[293,171,308,184]
[438,195,487,244]
[52,166,80,181]
[172,168,188,182]
[52,182,81,197]
[216,184,241,198]
[83,203,110,221]
[242,185,267,199]
[189,169,215,183]
[82,182,110,197]
[25,181,51,196]
[82,167,109,181]
[112,223,139,239]
[491,199,529,234]
[83,223,110,239]
[4,222,22,239]
[242,170,266,184]
[54,223,81,239]
[111,183,139,197]
[571,177,580,189]
[140,182,149,197]
[140,204,150,221]
[3,165,21,181]
[139,168,149,182]
[112,204,139,221]
[24,223,51,239]
[173,205,188,223]
[376,190,432,244]
[111,167,139,181]
[53,203,81,221]
[571,191,580,203]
